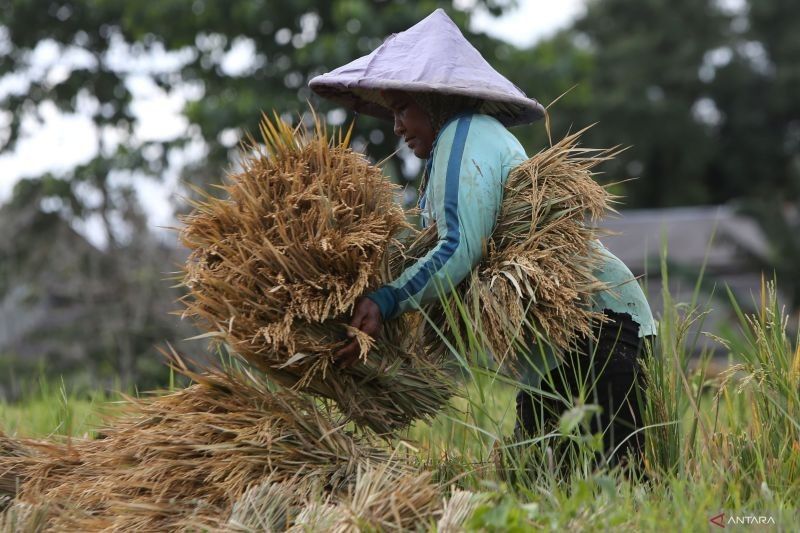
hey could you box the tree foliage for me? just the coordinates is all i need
[3,0,797,212]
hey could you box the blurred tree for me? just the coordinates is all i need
[491,29,595,158]
[706,0,800,308]
[568,0,733,207]
[560,0,799,208]
[0,178,202,397]
[0,0,518,201]
[709,0,800,202]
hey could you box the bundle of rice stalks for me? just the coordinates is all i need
[321,463,441,532]
[0,434,81,504]
[396,128,616,366]
[227,475,309,532]
[437,489,488,533]
[227,462,446,532]
[0,361,395,531]
[179,112,455,433]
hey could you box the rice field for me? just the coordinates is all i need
[2,278,799,530]
[2,117,798,529]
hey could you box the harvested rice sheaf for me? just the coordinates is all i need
[397,128,616,368]
[225,463,447,532]
[179,113,455,433]
[437,489,489,533]
[0,363,398,531]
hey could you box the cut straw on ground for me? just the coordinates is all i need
[0,359,398,531]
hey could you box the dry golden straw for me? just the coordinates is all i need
[0,360,397,531]
[395,127,617,367]
[179,112,455,433]
[228,462,446,532]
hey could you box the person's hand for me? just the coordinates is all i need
[335,297,383,368]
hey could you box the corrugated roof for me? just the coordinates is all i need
[599,205,768,274]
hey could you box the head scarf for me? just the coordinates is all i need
[407,92,481,136]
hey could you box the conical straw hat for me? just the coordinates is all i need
[309,9,545,127]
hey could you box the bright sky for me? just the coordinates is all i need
[469,0,585,47]
[0,1,586,246]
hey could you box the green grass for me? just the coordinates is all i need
[395,271,800,530]
[3,280,800,530]
[0,377,121,439]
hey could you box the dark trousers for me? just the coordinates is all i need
[515,310,650,469]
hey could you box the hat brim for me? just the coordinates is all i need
[310,79,545,127]
[308,9,546,128]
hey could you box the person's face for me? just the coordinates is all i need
[383,90,435,159]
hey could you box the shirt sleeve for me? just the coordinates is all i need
[367,115,507,320]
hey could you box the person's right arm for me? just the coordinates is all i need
[368,114,507,320]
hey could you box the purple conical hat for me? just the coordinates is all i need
[309,9,545,127]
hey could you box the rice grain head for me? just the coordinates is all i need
[398,128,618,367]
[179,110,455,433]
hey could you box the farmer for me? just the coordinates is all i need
[309,9,656,468]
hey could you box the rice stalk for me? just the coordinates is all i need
[714,278,800,496]
[179,111,455,433]
[396,128,618,368]
[288,501,339,532]
[222,460,447,532]
[1,359,395,531]
[329,463,441,532]
[436,489,487,533]
[281,462,443,532]
[227,475,309,532]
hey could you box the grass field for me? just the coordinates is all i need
[2,279,799,530]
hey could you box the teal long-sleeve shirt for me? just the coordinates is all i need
[367,113,657,344]
[368,113,526,320]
